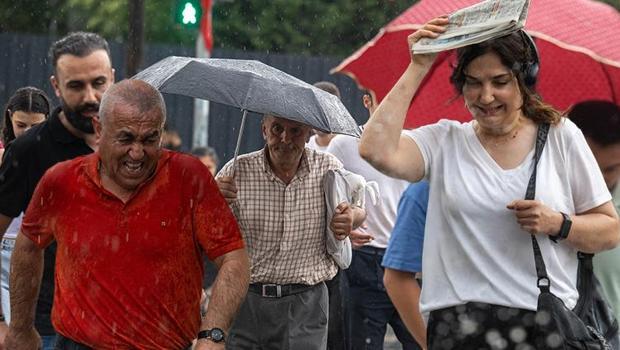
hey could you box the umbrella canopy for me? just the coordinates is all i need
[134,56,360,137]
[332,0,620,129]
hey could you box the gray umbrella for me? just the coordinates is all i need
[133,56,360,171]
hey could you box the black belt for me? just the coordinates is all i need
[249,282,317,298]
[356,245,386,256]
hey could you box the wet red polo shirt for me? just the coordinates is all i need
[22,150,244,349]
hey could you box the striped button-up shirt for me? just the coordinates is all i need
[217,147,341,285]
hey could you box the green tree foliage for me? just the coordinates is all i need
[0,0,70,34]
[212,0,413,56]
[0,0,196,44]
[0,0,412,56]
[599,0,620,9]
[0,0,618,57]
[59,0,198,44]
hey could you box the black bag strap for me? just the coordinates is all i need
[574,251,596,312]
[525,123,551,293]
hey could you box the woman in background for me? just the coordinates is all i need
[0,86,50,325]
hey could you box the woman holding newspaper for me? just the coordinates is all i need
[359,15,620,349]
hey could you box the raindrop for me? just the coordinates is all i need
[80,242,90,256]
[110,236,120,252]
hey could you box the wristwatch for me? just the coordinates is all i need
[550,212,572,243]
[198,328,225,343]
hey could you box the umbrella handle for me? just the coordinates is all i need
[232,109,248,179]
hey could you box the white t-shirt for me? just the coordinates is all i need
[404,118,611,316]
[306,135,329,152]
[327,134,408,248]
[4,213,22,240]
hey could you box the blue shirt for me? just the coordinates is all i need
[381,181,429,273]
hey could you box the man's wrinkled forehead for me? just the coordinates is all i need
[263,114,310,129]
[103,102,164,126]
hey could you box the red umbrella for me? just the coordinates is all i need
[332,0,620,129]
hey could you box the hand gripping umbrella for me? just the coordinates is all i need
[133,56,360,171]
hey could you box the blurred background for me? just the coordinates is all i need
[0,0,618,164]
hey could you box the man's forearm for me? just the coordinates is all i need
[384,269,426,348]
[202,249,250,331]
[9,234,43,330]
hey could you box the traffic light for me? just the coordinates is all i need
[174,0,203,29]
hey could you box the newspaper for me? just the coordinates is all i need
[412,0,530,54]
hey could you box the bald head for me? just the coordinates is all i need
[99,79,166,126]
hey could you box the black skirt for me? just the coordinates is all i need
[427,302,541,350]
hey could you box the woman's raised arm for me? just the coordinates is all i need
[359,16,449,182]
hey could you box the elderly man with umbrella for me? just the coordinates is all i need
[134,56,366,349]
[215,112,366,349]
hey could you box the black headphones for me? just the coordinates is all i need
[516,30,540,88]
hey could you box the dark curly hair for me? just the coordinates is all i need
[450,30,562,125]
[2,87,51,145]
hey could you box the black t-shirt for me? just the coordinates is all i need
[0,107,92,335]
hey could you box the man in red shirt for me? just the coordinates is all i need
[6,79,249,350]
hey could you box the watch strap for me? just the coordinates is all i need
[197,329,209,339]
[197,328,225,343]
[550,212,571,243]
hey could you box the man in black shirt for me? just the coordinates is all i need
[0,32,114,348]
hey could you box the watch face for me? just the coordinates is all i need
[211,328,225,342]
